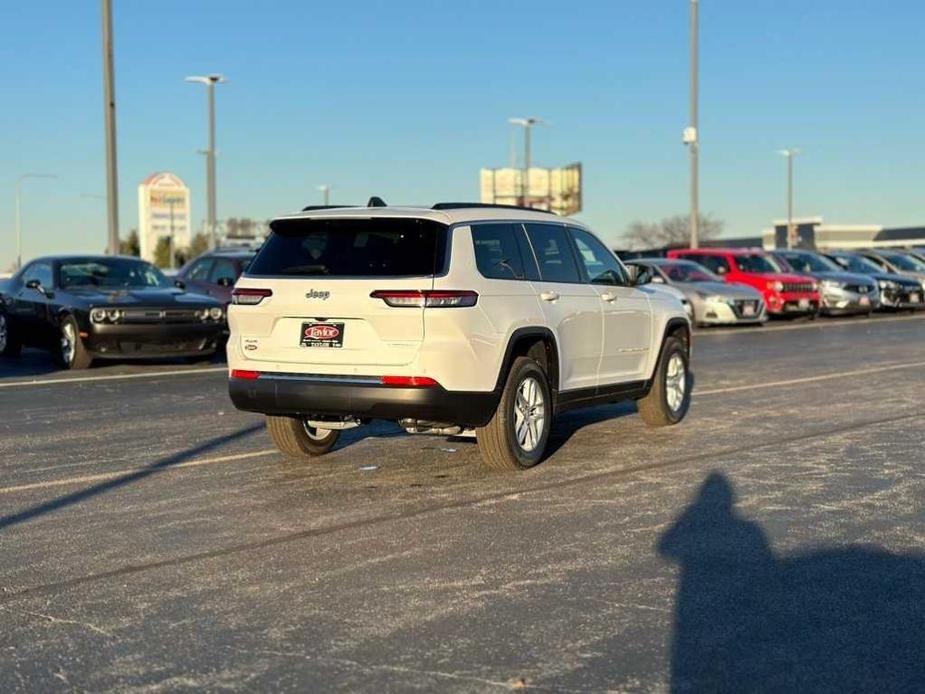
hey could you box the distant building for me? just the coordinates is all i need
[761,218,925,251]
[480,163,582,216]
[138,172,191,262]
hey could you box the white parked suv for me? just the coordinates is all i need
[227,202,692,470]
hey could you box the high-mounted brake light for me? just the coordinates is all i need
[370,290,478,308]
[231,369,261,380]
[380,375,439,387]
[231,288,273,305]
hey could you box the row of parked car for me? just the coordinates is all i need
[0,247,257,369]
[625,247,925,327]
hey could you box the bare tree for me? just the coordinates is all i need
[622,214,724,250]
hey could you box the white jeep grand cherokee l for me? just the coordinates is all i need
[228,202,691,470]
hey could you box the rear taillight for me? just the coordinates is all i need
[231,288,273,305]
[231,369,261,380]
[370,290,478,308]
[380,375,439,387]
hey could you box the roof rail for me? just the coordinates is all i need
[431,202,556,214]
[301,205,354,212]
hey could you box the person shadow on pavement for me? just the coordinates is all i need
[658,472,925,693]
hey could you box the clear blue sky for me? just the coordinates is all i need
[2,0,924,268]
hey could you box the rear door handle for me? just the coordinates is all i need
[601,292,617,303]
[539,291,559,302]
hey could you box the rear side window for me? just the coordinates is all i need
[247,218,448,277]
[524,223,581,283]
[471,223,537,280]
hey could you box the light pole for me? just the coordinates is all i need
[684,0,700,249]
[508,117,547,207]
[185,74,226,250]
[15,173,57,270]
[101,0,120,256]
[317,185,331,206]
[778,148,800,249]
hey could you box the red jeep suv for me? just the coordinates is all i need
[667,248,820,316]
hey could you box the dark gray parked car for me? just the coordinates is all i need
[824,251,924,310]
[769,250,879,316]
[627,258,766,327]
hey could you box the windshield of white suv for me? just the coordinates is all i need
[734,254,778,273]
[657,260,721,283]
[248,218,448,277]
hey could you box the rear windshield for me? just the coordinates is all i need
[247,218,448,277]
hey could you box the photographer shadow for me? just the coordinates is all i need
[659,472,925,693]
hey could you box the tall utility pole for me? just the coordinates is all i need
[317,184,331,206]
[508,117,546,207]
[185,74,226,249]
[684,0,700,249]
[15,173,57,270]
[778,148,800,249]
[101,0,120,255]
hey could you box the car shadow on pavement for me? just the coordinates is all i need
[658,472,925,693]
[0,423,264,531]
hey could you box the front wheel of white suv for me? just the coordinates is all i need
[637,335,691,427]
[266,416,341,459]
[476,356,552,470]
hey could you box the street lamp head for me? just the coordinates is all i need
[777,148,801,157]
[509,117,548,127]
[185,74,227,85]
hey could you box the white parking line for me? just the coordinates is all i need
[695,313,925,337]
[0,366,226,389]
[0,449,276,495]
[2,359,925,496]
[695,360,925,396]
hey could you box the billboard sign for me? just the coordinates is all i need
[480,163,582,216]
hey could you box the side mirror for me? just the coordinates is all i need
[629,265,654,286]
[216,276,235,288]
[25,279,45,294]
[174,279,186,290]
[650,275,666,284]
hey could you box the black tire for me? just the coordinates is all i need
[0,312,21,358]
[266,416,340,459]
[476,356,552,471]
[56,315,93,370]
[638,335,691,427]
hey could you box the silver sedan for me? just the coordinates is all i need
[629,258,767,327]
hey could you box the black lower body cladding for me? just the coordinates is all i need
[229,374,501,428]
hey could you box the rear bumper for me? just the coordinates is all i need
[228,373,500,428]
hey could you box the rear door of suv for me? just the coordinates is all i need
[233,217,446,368]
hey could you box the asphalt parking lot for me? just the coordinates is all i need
[1,313,924,692]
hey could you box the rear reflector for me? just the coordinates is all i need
[231,288,273,305]
[370,290,478,308]
[380,375,439,387]
[231,369,261,380]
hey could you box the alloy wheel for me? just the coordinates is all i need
[666,353,687,413]
[61,322,76,366]
[514,375,546,453]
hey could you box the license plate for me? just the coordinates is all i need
[911,293,921,304]
[742,304,756,317]
[300,322,344,348]
[798,298,810,309]
[859,296,871,307]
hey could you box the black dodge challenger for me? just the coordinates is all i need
[0,255,226,369]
